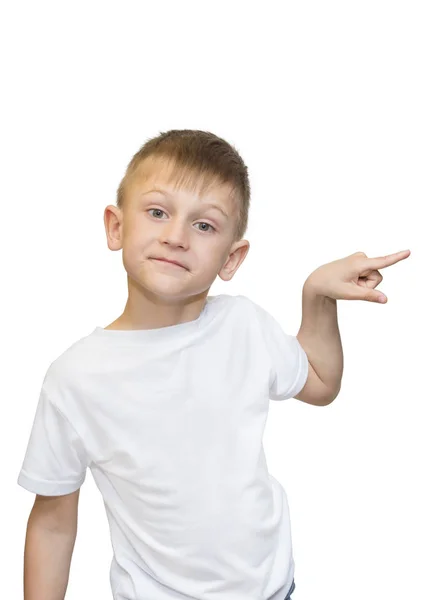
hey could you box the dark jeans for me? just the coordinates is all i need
[284,579,296,599]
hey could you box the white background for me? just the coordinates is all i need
[3,1,426,598]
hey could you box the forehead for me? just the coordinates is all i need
[128,156,236,206]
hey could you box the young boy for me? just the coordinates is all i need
[17,129,409,600]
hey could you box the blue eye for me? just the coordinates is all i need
[149,209,166,219]
[195,222,215,233]
[147,209,215,233]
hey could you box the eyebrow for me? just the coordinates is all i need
[140,188,229,219]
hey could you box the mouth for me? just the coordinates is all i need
[150,258,187,270]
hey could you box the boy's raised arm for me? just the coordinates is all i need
[296,249,411,405]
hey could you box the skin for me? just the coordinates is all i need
[103,157,250,330]
[304,249,411,303]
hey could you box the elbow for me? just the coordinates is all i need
[325,384,341,405]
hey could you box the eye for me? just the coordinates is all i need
[147,209,216,233]
[148,209,166,219]
[195,222,215,233]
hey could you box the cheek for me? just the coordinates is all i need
[124,216,155,246]
[201,243,231,271]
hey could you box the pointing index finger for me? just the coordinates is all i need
[369,249,411,270]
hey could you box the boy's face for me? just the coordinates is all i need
[104,157,249,303]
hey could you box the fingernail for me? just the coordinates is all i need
[378,295,387,303]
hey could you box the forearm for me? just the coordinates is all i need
[24,515,76,600]
[297,279,344,396]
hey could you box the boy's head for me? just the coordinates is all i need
[104,129,250,305]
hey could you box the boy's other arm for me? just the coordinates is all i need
[24,489,80,600]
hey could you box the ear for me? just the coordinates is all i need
[104,205,124,251]
[218,240,250,281]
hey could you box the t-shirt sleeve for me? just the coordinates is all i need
[252,301,309,401]
[17,386,88,496]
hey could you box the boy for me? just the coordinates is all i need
[17,129,410,599]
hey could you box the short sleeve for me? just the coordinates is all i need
[17,387,88,496]
[253,301,309,401]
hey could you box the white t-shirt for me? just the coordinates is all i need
[17,294,308,600]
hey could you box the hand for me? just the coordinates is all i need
[305,249,411,303]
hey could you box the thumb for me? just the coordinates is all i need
[353,284,387,303]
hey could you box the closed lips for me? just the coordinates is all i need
[151,257,187,269]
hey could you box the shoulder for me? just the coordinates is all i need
[42,334,96,399]
[215,293,255,311]
[209,294,257,322]
[230,294,271,321]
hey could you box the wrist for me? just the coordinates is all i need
[303,276,336,305]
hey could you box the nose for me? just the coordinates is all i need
[159,219,189,249]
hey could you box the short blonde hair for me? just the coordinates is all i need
[116,129,251,242]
